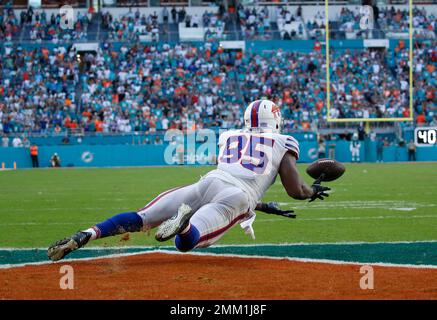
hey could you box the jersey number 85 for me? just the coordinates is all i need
[218,135,275,174]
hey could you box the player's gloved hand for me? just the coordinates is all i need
[257,202,296,218]
[309,176,330,202]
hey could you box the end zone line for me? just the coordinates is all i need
[157,250,437,270]
[0,250,159,269]
[2,247,437,270]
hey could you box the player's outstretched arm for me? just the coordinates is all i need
[278,152,314,200]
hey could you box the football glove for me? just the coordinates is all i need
[309,176,330,202]
[257,202,296,218]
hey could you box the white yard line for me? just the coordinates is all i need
[1,201,435,212]
[2,240,437,251]
[277,200,436,209]
[0,207,127,212]
[0,222,97,226]
[257,214,437,222]
[3,213,437,227]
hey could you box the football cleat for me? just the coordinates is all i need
[47,231,92,262]
[155,203,194,242]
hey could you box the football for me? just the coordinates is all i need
[306,159,346,182]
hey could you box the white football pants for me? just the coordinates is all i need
[137,177,250,248]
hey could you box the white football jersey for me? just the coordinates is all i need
[204,129,300,208]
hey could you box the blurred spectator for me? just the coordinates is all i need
[171,7,177,23]
[317,139,326,158]
[142,133,150,145]
[22,136,30,148]
[297,6,302,18]
[50,153,61,167]
[178,8,186,23]
[12,136,23,147]
[238,4,271,40]
[376,137,384,162]
[62,135,70,145]
[103,10,159,42]
[407,139,417,161]
[276,6,304,40]
[185,14,191,27]
[154,136,163,145]
[162,7,168,23]
[2,135,9,147]
[30,144,39,168]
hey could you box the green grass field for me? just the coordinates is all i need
[1,163,436,249]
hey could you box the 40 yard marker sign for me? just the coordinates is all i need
[415,127,437,147]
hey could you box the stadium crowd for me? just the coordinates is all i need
[0,6,20,41]
[275,5,305,40]
[0,5,91,42]
[0,44,78,134]
[332,6,436,39]
[408,40,436,124]
[182,10,227,41]
[329,48,410,120]
[304,6,435,40]
[27,9,90,42]
[101,9,160,42]
[1,5,436,42]
[76,42,241,133]
[0,3,436,136]
[1,39,435,137]
[237,5,272,40]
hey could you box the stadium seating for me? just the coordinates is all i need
[0,4,436,138]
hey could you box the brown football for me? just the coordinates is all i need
[306,158,346,182]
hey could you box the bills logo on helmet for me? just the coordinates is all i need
[272,104,281,118]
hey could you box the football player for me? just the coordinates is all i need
[350,133,361,163]
[47,99,330,261]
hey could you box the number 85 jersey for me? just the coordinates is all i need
[204,129,300,208]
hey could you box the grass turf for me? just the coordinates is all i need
[0,163,436,248]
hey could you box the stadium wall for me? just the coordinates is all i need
[1,142,436,169]
[14,38,409,53]
[331,141,437,163]
[246,39,374,53]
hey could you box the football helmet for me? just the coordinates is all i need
[243,99,282,133]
